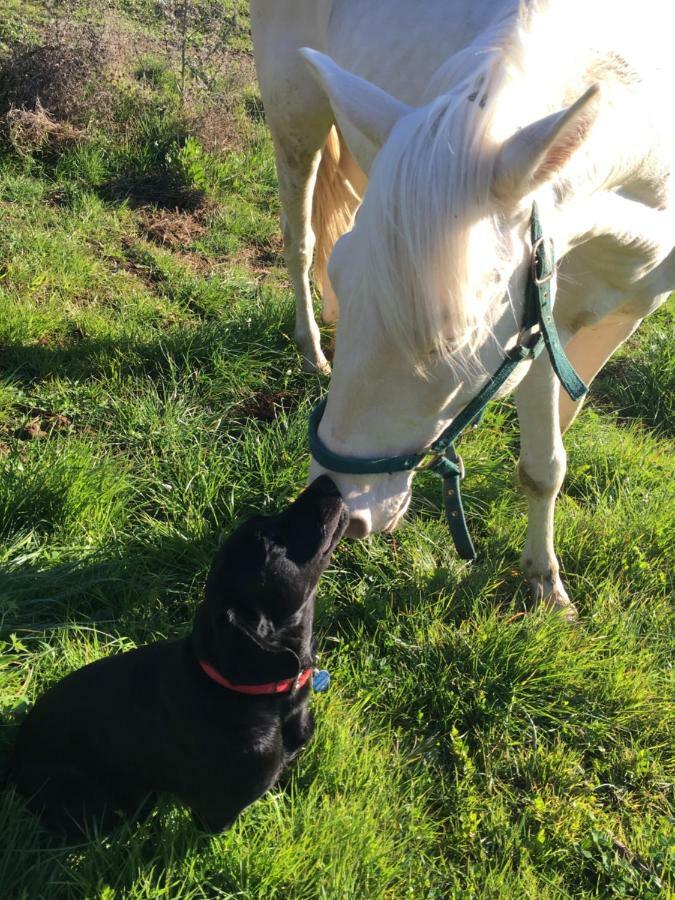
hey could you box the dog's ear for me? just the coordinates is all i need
[192,603,300,685]
[204,522,311,623]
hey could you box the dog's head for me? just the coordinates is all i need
[193,476,348,686]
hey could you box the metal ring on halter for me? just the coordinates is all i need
[416,448,465,478]
[515,322,542,353]
[416,450,443,471]
[456,454,465,479]
[531,236,554,286]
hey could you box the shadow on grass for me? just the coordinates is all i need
[97,175,206,212]
[0,779,212,898]
[0,313,295,388]
[593,356,674,437]
[0,531,216,638]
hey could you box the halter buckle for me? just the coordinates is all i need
[531,236,554,286]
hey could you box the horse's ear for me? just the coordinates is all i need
[300,47,412,153]
[492,85,600,201]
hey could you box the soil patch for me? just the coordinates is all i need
[136,204,210,250]
[13,406,73,441]
[238,390,294,423]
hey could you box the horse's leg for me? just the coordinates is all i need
[558,314,641,432]
[250,5,332,372]
[273,128,332,373]
[515,357,576,619]
[559,284,672,431]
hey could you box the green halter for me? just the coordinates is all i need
[308,203,588,560]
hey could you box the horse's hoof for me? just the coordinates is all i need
[540,592,579,623]
[301,355,331,375]
[527,576,579,622]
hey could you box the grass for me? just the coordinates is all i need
[0,3,673,897]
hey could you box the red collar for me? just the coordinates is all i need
[199,660,313,695]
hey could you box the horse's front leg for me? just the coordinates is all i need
[251,25,332,374]
[515,357,577,620]
[275,136,331,374]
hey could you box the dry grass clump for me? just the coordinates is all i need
[4,100,86,157]
[186,51,258,152]
[0,0,262,169]
[136,204,211,248]
[0,17,123,126]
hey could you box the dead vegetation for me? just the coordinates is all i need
[0,5,258,151]
[9,405,73,441]
[137,204,209,247]
[238,389,295,423]
[4,101,86,157]
[0,15,124,126]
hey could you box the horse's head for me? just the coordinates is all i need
[302,49,599,537]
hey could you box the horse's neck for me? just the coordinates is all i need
[553,87,673,298]
[488,0,671,194]
[489,10,674,287]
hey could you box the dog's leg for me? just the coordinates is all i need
[188,763,283,834]
[14,763,122,837]
[282,706,315,761]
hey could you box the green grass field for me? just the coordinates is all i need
[0,3,673,897]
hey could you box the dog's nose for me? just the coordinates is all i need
[345,516,369,539]
[308,475,342,498]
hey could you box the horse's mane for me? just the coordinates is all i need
[353,1,531,368]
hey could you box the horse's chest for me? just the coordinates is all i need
[558,228,666,333]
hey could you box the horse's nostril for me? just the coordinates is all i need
[345,517,369,539]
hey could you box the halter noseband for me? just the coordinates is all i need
[308,203,588,560]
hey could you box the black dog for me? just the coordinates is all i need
[8,476,348,837]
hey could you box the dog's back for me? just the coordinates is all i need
[9,637,309,835]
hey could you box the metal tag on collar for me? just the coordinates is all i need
[312,668,330,693]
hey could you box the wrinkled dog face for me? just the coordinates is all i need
[206,476,349,627]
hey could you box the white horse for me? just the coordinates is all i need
[251,0,674,616]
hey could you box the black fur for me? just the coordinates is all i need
[8,476,348,837]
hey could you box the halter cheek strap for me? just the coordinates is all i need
[308,203,588,560]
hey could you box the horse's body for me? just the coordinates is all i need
[250,0,493,371]
[251,0,674,615]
